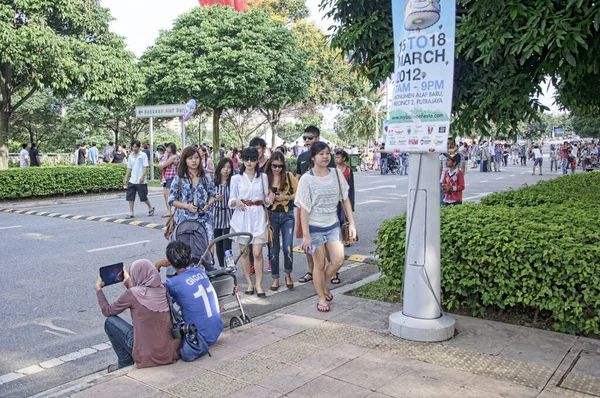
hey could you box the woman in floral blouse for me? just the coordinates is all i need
[168,146,216,240]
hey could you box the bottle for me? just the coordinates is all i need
[224,250,234,268]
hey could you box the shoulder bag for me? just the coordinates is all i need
[167,292,211,362]
[260,174,274,244]
[334,168,359,244]
[164,178,182,240]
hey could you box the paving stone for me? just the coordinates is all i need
[261,314,325,333]
[257,365,321,395]
[449,386,503,397]
[71,376,158,398]
[213,353,287,384]
[286,375,371,398]
[128,358,205,389]
[39,358,64,369]
[378,372,462,398]
[465,374,539,397]
[326,357,408,390]
[165,370,248,398]
[560,372,600,397]
[16,364,44,375]
[218,327,282,352]
[252,338,322,364]
[226,384,283,398]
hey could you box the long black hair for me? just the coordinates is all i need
[239,147,260,176]
[266,151,289,193]
[215,157,234,186]
[309,141,331,168]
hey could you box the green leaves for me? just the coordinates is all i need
[0,164,127,199]
[375,173,600,336]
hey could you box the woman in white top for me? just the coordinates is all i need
[295,142,357,313]
[229,147,274,297]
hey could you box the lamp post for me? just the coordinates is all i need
[360,98,382,144]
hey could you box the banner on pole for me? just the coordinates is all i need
[385,0,456,153]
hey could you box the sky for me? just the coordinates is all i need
[100,0,560,113]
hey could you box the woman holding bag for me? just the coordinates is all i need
[265,151,297,291]
[295,142,357,312]
[229,147,274,297]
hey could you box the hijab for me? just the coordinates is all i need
[128,259,170,313]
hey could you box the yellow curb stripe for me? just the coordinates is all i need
[25,211,36,215]
[86,216,98,221]
[13,210,24,214]
[113,219,126,224]
[145,223,160,228]
[348,254,368,262]
[36,212,48,216]
[128,220,142,226]
[47,213,60,217]
[98,218,111,222]
[293,246,304,253]
[72,215,83,220]
[59,214,71,219]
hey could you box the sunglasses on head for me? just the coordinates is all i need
[242,157,258,162]
[303,135,315,141]
[271,163,284,169]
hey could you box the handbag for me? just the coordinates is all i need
[167,293,211,362]
[260,174,274,244]
[334,168,359,244]
[164,177,182,240]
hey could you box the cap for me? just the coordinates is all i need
[443,153,461,165]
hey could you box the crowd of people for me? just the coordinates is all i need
[95,126,358,372]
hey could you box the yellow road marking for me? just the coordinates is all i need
[59,214,71,218]
[13,210,24,214]
[128,220,142,226]
[72,215,83,220]
[25,211,36,215]
[47,213,60,217]
[145,223,160,228]
[348,254,368,262]
[86,216,98,221]
[98,218,111,222]
[113,219,125,224]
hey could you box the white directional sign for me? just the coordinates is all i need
[135,104,185,119]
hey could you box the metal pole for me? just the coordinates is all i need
[149,117,154,181]
[375,104,379,143]
[181,117,186,148]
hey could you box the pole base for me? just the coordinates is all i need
[389,311,455,342]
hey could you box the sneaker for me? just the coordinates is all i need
[250,263,255,275]
[268,260,272,272]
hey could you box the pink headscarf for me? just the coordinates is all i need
[129,259,169,313]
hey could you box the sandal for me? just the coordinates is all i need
[325,290,333,302]
[298,272,313,283]
[330,273,341,285]
[317,303,330,312]
[125,214,134,219]
[148,207,155,216]
[285,274,294,290]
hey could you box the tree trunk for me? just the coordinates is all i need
[212,108,223,160]
[0,110,9,170]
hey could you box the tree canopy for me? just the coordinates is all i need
[0,0,140,168]
[139,5,309,155]
[321,0,600,135]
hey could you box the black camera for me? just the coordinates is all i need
[171,321,197,339]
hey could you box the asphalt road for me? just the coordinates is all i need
[0,160,568,397]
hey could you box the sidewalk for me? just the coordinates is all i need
[41,279,600,398]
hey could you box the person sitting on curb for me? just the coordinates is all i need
[157,241,224,346]
[95,260,180,372]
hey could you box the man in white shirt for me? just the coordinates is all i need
[122,140,154,219]
[532,144,543,176]
[19,143,29,167]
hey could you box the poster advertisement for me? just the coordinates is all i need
[385,0,456,153]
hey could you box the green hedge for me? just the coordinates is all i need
[375,173,600,335]
[0,165,127,199]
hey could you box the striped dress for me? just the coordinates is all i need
[213,183,233,229]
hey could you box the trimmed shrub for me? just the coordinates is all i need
[375,174,600,335]
[0,164,127,199]
[286,157,297,174]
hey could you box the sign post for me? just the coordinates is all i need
[149,118,154,180]
[387,0,456,342]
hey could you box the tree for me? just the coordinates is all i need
[10,90,63,148]
[0,0,140,169]
[334,91,385,146]
[320,0,600,135]
[140,5,308,157]
[221,109,268,147]
[247,0,309,22]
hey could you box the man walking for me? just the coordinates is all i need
[19,143,29,168]
[532,144,543,175]
[88,142,99,165]
[29,142,41,167]
[122,140,154,219]
[103,141,115,163]
[77,142,88,166]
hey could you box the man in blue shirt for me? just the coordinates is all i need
[160,241,223,346]
[88,142,99,165]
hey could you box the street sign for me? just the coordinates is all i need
[135,104,185,119]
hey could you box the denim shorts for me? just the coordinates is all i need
[310,226,341,248]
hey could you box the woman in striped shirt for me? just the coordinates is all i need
[153,143,178,218]
[213,158,234,268]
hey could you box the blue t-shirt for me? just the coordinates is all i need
[88,147,98,164]
[164,267,223,345]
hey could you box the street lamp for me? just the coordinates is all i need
[360,97,382,144]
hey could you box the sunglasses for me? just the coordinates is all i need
[303,135,315,141]
[242,157,258,162]
[271,164,284,169]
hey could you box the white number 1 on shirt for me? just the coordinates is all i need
[193,284,219,317]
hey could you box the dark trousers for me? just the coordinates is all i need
[214,228,232,268]
[104,316,134,368]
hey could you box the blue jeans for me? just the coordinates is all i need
[400,162,408,175]
[268,209,295,278]
[380,158,388,174]
[562,158,569,175]
[550,159,558,171]
[104,316,134,368]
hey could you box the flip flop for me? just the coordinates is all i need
[325,291,333,302]
[330,273,341,285]
[125,214,134,219]
[298,272,313,283]
[317,303,330,312]
[148,207,155,216]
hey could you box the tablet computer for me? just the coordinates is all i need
[99,263,125,286]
